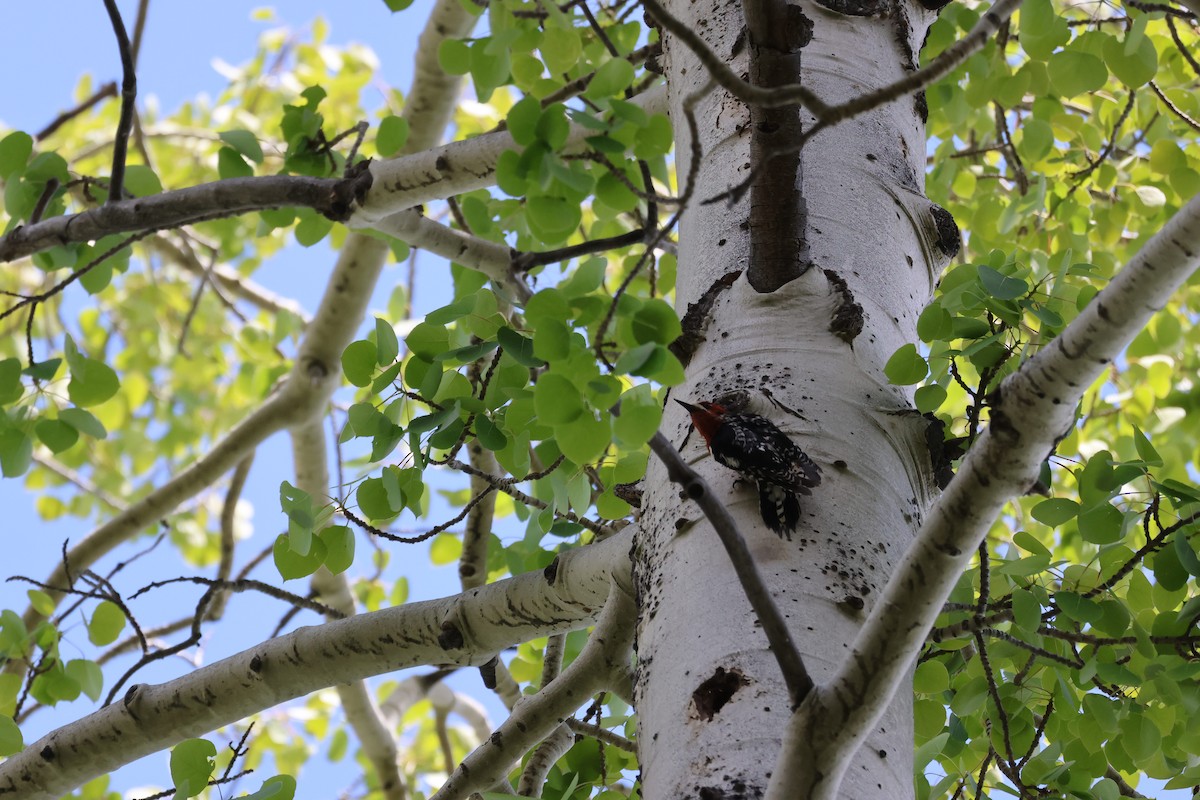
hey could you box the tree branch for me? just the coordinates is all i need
[0,532,631,800]
[429,581,636,800]
[355,84,667,223]
[101,0,137,205]
[0,174,370,263]
[765,191,1200,800]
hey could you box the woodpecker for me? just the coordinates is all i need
[676,398,821,539]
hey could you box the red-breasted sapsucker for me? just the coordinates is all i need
[676,398,821,539]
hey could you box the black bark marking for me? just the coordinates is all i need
[324,159,374,222]
[480,657,498,689]
[931,204,960,258]
[438,620,465,650]
[813,0,888,14]
[924,412,964,489]
[669,270,742,366]
[824,269,865,344]
[692,666,750,721]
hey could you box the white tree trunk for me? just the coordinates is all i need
[636,1,948,796]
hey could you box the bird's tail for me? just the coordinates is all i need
[758,484,801,540]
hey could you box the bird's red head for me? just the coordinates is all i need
[675,399,727,445]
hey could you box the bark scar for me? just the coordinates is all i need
[823,269,864,344]
[669,269,743,366]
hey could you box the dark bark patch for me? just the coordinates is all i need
[324,159,374,222]
[813,0,888,15]
[786,6,815,47]
[914,90,928,124]
[438,620,465,650]
[669,270,742,366]
[930,205,961,258]
[823,269,864,344]
[614,482,643,507]
[480,657,498,689]
[923,412,964,489]
[692,666,750,721]
[543,556,559,584]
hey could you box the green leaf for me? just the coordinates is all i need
[977,265,1027,300]
[87,601,126,646]
[1011,587,1041,634]
[1047,50,1107,97]
[59,407,107,439]
[584,58,635,100]
[631,300,682,345]
[498,326,546,367]
[376,115,410,157]
[1055,591,1103,625]
[170,738,218,799]
[614,342,656,375]
[341,340,378,387]
[1018,0,1069,59]
[122,165,162,196]
[0,715,23,757]
[64,345,119,409]
[438,39,472,75]
[536,104,570,150]
[0,131,32,178]
[507,96,541,147]
[914,384,947,413]
[35,418,78,453]
[219,129,265,163]
[358,476,399,520]
[1119,713,1161,762]
[541,26,581,73]
[65,659,103,702]
[1013,530,1050,556]
[405,321,451,359]
[273,533,327,580]
[295,213,334,246]
[916,303,953,342]
[27,590,56,617]
[914,660,949,693]
[475,413,508,450]
[1102,31,1157,88]
[1173,529,1200,578]
[1078,502,1123,545]
[884,343,928,385]
[526,195,581,242]
[319,525,355,575]
[374,318,399,365]
[0,358,22,404]
[240,775,298,800]
[558,412,610,465]
[0,428,32,478]
[1031,498,1079,526]
[535,374,583,424]
[430,533,462,565]
[1131,426,1162,467]
[25,152,69,183]
[217,147,254,179]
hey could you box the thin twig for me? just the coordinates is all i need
[36,83,118,141]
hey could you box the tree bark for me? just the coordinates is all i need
[635,0,950,796]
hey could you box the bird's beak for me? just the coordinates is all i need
[674,399,701,413]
